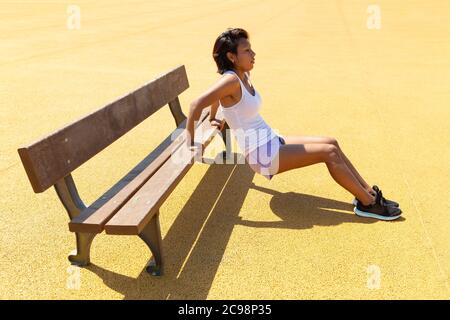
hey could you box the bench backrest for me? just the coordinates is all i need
[18,65,189,193]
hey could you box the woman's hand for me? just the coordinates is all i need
[209,118,225,131]
[183,129,203,153]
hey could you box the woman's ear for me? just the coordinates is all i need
[226,52,235,64]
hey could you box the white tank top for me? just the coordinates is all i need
[218,70,277,156]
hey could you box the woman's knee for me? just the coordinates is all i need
[324,137,339,148]
[323,144,341,163]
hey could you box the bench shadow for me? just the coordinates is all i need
[85,153,404,299]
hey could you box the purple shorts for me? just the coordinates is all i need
[245,136,286,180]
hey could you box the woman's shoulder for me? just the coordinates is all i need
[221,70,236,78]
[211,72,240,101]
[219,71,240,89]
[218,72,242,107]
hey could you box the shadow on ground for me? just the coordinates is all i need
[84,153,405,299]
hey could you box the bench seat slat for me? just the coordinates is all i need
[104,112,223,235]
[68,123,186,234]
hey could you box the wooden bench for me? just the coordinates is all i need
[17,65,231,276]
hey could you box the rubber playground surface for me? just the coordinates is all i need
[1,0,449,299]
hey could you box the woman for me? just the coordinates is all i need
[184,28,401,221]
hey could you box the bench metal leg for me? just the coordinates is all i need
[69,233,96,266]
[168,97,187,127]
[139,210,164,276]
[54,174,97,266]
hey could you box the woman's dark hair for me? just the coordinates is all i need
[212,28,249,74]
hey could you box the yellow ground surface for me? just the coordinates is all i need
[1,0,449,299]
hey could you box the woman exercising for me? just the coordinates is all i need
[184,28,401,221]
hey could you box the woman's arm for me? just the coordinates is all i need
[209,100,220,121]
[185,75,238,147]
[208,100,225,131]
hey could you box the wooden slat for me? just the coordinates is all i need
[104,111,224,235]
[68,109,210,233]
[18,65,189,193]
[68,121,186,233]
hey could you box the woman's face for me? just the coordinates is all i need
[228,38,256,71]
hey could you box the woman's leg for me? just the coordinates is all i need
[275,143,375,206]
[282,135,373,193]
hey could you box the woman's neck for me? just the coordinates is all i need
[231,68,247,81]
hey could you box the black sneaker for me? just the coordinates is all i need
[372,185,399,207]
[354,190,402,221]
[352,185,400,207]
